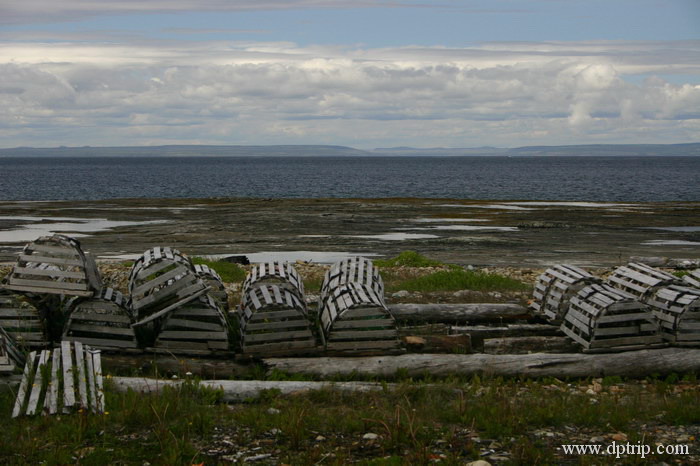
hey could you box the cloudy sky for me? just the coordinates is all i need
[1,0,699,149]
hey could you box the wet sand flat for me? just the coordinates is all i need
[0,198,698,267]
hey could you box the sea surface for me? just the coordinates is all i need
[0,156,698,201]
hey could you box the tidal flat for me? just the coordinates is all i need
[0,198,698,267]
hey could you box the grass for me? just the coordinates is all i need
[374,251,446,268]
[2,376,699,464]
[388,268,530,293]
[191,257,247,283]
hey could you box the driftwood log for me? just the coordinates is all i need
[389,303,529,324]
[483,336,578,354]
[264,348,700,378]
[109,377,388,402]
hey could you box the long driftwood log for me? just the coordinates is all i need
[264,348,700,378]
[390,303,529,324]
[110,377,388,402]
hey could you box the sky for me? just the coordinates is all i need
[1,0,699,149]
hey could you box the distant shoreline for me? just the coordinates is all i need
[1,142,699,158]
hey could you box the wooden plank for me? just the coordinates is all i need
[158,330,228,340]
[68,324,135,336]
[44,348,61,415]
[74,341,89,409]
[164,318,224,331]
[132,288,208,327]
[85,346,97,413]
[61,340,75,412]
[2,284,94,297]
[26,350,50,415]
[0,308,42,317]
[25,243,81,257]
[91,350,104,413]
[12,267,85,279]
[69,312,131,324]
[329,329,397,340]
[244,320,310,331]
[0,320,42,329]
[12,351,36,418]
[63,336,138,348]
[17,254,85,266]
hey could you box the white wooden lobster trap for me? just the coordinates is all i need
[1,234,101,297]
[647,285,700,346]
[561,283,663,352]
[128,247,208,324]
[531,264,600,323]
[63,287,138,352]
[239,283,317,356]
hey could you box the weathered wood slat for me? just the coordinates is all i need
[12,350,36,418]
[74,341,89,409]
[26,350,49,415]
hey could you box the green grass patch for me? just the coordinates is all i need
[389,268,529,292]
[374,251,446,268]
[192,257,246,283]
[2,376,700,464]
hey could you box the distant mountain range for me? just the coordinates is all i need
[1,143,699,157]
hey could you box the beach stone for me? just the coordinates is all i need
[392,290,410,298]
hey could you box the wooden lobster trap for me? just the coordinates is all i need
[684,269,700,289]
[0,290,48,349]
[151,293,229,355]
[607,262,681,301]
[128,247,208,324]
[1,234,101,297]
[239,284,317,356]
[320,256,384,305]
[647,285,700,346]
[319,282,399,353]
[561,283,663,353]
[242,261,305,300]
[63,287,139,352]
[193,264,229,311]
[531,264,600,323]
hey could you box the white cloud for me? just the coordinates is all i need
[0,38,699,147]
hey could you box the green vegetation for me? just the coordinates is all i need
[1,376,699,464]
[192,257,247,282]
[374,251,446,268]
[388,269,529,293]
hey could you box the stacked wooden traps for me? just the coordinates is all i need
[63,287,138,352]
[129,247,228,354]
[239,262,317,356]
[12,341,104,417]
[606,262,682,301]
[684,269,700,289]
[319,257,399,353]
[0,291,48,348]
[154,293,229,354]
[531,264,600,323]
[1,234,101,297]
[194,263,229,311]
[561,283,663,352]
[647,285,700,346]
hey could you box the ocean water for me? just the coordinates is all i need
[0,156,698,201]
